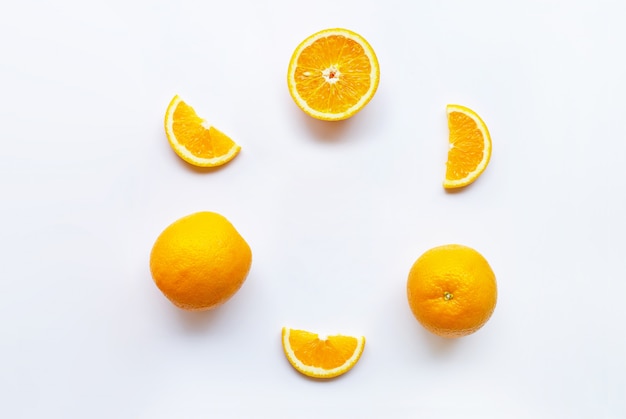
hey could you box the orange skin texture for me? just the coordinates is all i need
[407,244,497,338]
[149,212,252,311]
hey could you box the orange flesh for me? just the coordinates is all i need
[294,35,372,114]
[172,101,235,158]
[446,111,485,181]
[289,330,359,370]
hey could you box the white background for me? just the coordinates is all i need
[1,0,625,418]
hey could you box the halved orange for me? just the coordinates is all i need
[287,28,380,121]
[281,327,365,379]
[444,104,492,189]
[164,95,241,167]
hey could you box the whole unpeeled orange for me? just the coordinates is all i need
[149,212,252,311]
[407,244,497,338]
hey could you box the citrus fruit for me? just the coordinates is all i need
[281,327,365,379]
[444,104,492,189]
[164,95,241,167]
[406,244,497,338]
[287,28,380,121]
[149,211,252,311]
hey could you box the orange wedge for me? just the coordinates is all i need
[164,95,241,167]
[281,327,365,379]
[444,104,492,189]
[287,28,380,121]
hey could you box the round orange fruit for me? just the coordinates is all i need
[407,244,497,338]
[149,212,252,311]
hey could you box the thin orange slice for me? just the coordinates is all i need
[287,28,380,121]
[164,95,241,167]
[444,104,492,189]
[281,327,365,379]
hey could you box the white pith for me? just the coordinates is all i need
[322,66,341,84]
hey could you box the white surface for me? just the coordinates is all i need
[1,0,625,418]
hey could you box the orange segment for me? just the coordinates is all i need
[287,28,380,121]
[164,95,241,167]
[444,104,492,189]
[281,327,365,379]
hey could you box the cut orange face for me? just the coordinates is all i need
[164,95,241,167]
[281,327,365,379]
[444,104,492,189]
[287,28,380,121]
